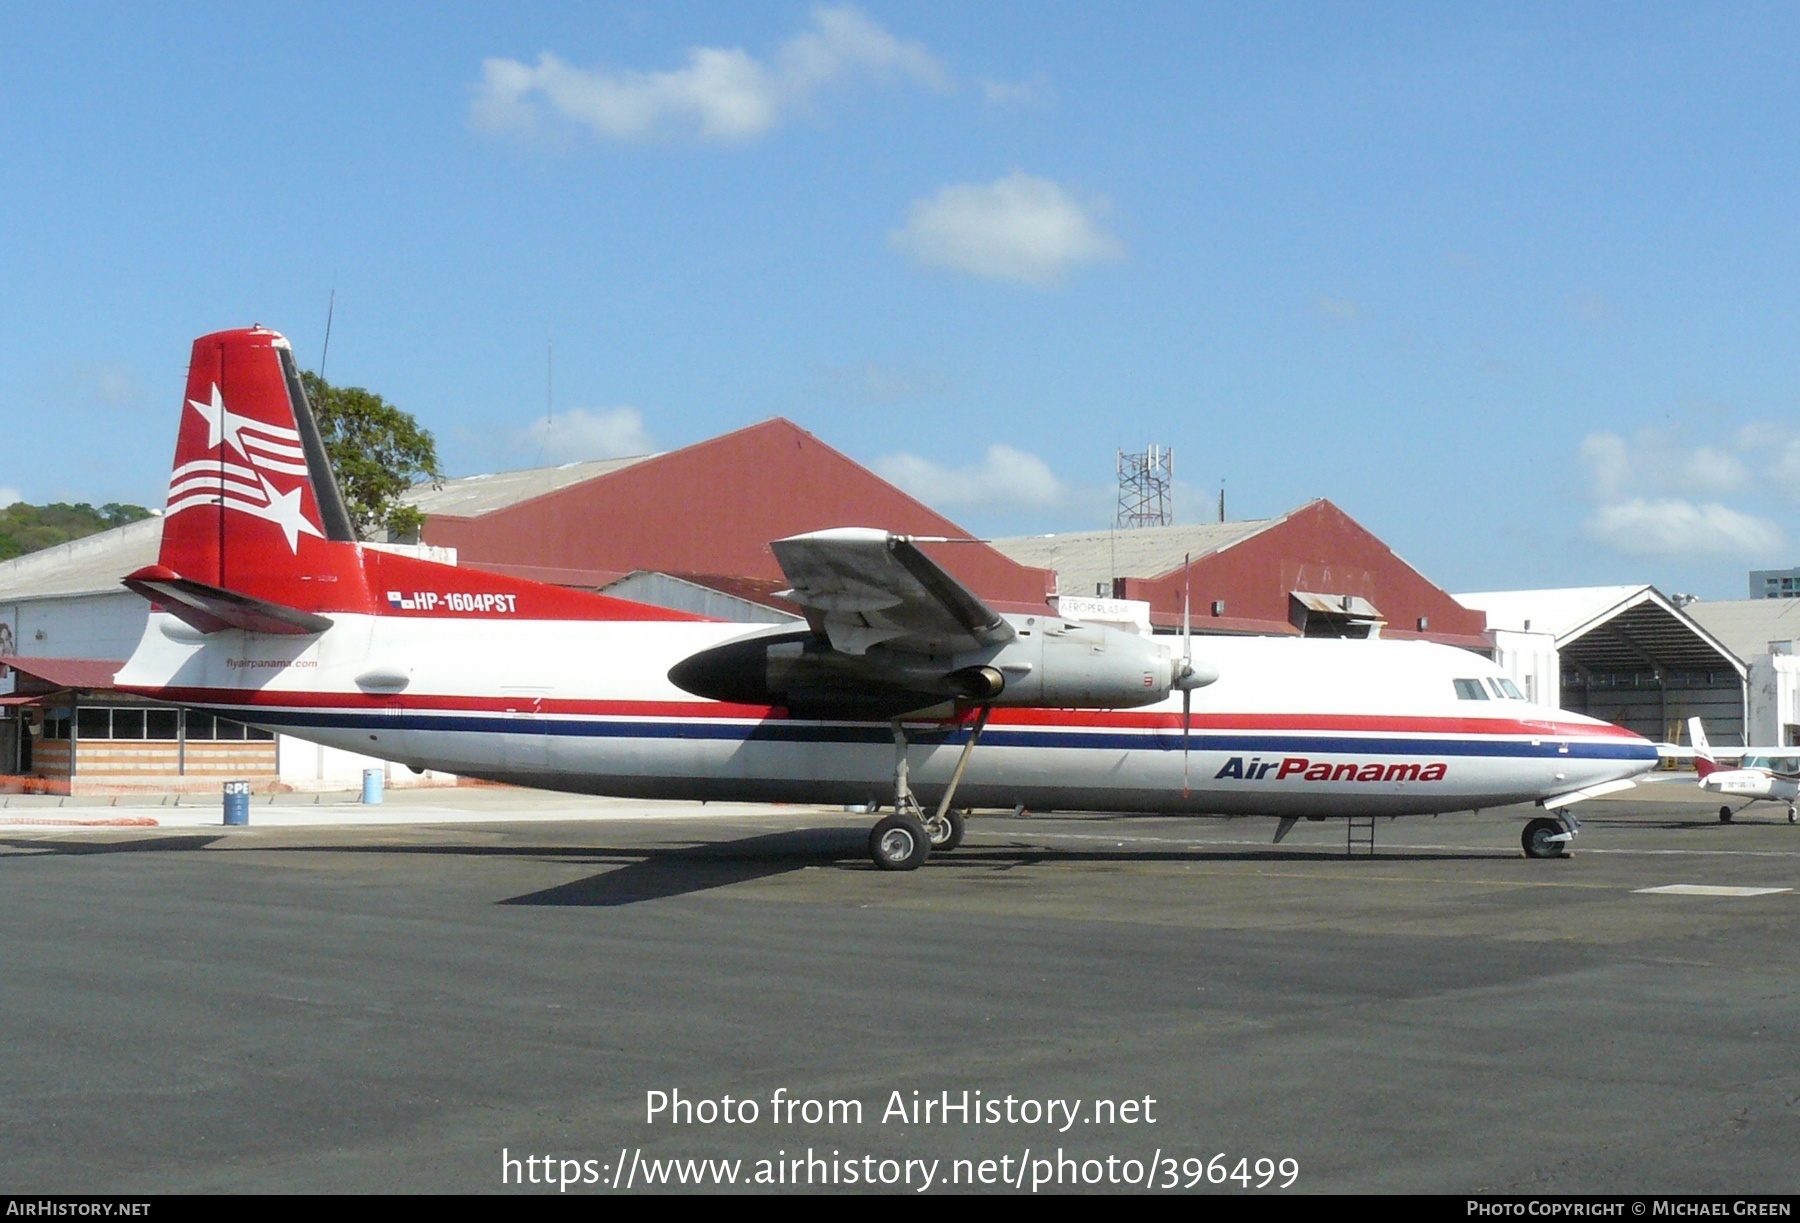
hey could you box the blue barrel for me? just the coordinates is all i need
[222,780,251,826]
[361,768,384,805]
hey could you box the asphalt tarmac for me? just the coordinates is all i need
[1,785,1795,1194]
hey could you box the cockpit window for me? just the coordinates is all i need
[1453,679,1489,700]
[1496,678,1524,700]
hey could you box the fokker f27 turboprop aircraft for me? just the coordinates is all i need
[114,328,1660,868]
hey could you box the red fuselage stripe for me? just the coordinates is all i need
[117,684,1637,740]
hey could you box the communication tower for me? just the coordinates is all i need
[1116,445,1174,529]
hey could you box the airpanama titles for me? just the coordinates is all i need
[1214,756,1449,782]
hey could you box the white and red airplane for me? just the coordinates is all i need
[1686,717,1800,824]
[115,327,1659,867]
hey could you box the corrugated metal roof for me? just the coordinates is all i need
[1459,586,1742,674]
[1686,598,1800,661]
[403,455,654,517]
[992,519,1276,597]
[0,656,123,689]
[0,517,163,601]
[1455,586,1649,637]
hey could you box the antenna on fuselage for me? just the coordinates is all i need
[318,289,335,380]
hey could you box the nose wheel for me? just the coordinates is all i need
[1522,816,1571,859]
[1720,805,1734,824]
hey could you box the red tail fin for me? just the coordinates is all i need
[152,327,369,613]
[1686,716,1720,778]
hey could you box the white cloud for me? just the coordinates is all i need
[1577,422,1800,558]
[0,487,22,508]
[1585,498,1783,557]
[1580,428,1748,502]
[890,172,1122,286]
[472,6,947,143]
[980,74,1054,108]
[516,408,655,463]
[874,444,1066,510]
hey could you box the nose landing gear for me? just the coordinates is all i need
[1522,814,1574,859]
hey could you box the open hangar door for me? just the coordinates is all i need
[1556,592,1745,746]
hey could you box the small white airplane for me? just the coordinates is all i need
[112,328,1661,867]
[1686,717,1800,824]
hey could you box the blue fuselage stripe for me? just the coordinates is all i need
[208,706,1659,762]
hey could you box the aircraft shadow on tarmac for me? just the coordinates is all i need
[0,833,228,856]
[2,825,1653,907]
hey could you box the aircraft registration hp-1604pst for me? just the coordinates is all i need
[114,328,1660,867]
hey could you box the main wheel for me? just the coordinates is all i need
[1522,816,1568,859]
[869,813,931,871]
[1720,805,1734,824]
[924,808,966,852]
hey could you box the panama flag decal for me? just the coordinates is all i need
[164,384,325,552]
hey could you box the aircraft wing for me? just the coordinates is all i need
[770,528,1016,656]
[1655,743,1745,762]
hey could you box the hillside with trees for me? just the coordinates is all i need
[0,502,154,561]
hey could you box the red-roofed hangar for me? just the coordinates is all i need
[416,419,1055,612]
[993,500,1489,647]
[411,421,1485,647]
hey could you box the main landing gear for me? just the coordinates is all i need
[1718,802,1799,824]
[868,710,988,871]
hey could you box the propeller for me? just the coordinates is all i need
[1181,556,1192,798]
[1171,554,1221,798]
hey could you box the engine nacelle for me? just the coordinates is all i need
[978,617,1184,710]
[668,615,1214,717]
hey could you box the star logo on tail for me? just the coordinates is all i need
[167,383,323,554]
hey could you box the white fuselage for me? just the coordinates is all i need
[115,611,1659,816]
[1700,764,1800,803]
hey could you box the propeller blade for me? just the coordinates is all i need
[1182,553,1191,669]
[1182,553,1192,799]
[1182,686,1191,799]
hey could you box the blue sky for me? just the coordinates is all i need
[4,2,1799,599]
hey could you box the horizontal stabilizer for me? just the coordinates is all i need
[123,564,334,636]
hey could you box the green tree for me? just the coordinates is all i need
[299,371,442,541]
[0,501,154,561]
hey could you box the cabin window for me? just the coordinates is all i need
[1453,679,1489,700]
